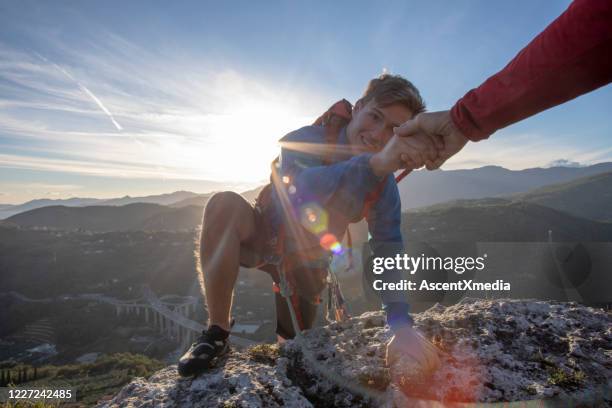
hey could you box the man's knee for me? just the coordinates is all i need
[205,191,244,221]
[203,191,253,237]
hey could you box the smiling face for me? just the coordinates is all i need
[346,99,415,154]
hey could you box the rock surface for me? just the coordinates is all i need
[99,299,611,407]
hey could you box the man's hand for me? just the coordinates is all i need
[386,326,440,378]
[394,110,469,170]
[369,133,438,177]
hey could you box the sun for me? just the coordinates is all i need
[187,101,313,183]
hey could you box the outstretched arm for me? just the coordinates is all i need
[452,0,612,142]
[365,178,412,330]
[395,0,612,169]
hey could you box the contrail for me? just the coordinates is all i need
[37,53,123,131]
[77,84,123,131]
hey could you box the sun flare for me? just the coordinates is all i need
[181,100,313,183]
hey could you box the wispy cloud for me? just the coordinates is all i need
[0,36,322,186]
[0,11,609,206]
[33,52,123,131]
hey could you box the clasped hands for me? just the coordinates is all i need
[369,110,470,177]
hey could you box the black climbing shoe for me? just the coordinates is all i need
[177,325,230,377]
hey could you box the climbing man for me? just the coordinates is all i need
[178,73,441,378]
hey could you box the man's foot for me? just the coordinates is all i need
[177,325,230,377]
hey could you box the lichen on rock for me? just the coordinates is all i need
[99,299,611,407]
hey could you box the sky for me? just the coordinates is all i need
[0,0,611,204]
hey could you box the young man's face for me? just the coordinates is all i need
[346,99,414,154]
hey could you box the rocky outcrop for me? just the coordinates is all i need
[100,299,611,407]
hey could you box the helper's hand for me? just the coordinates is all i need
[385,326,441,379]
[369,133,438,177]
[394,110,469,170]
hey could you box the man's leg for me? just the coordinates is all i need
[199,191,256,331]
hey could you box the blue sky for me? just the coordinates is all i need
[1,0,610,204]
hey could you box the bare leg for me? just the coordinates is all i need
[199,191,256,332]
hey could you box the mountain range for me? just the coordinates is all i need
[397,162,612,210]
[0,191,200,220]
[2,163,611,220]
[3,168,612,243]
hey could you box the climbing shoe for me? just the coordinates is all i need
[177,324,230,377]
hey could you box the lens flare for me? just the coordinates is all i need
[330,241,343,254]
[299,203,328,234]
[320,233,343,254]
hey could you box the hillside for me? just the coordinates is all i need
[169,193,215,208]
[4,203,203,232]
[398,162,612,210]
[402,199,612,242]
[0,197,101,219]
[100,191,199,207]
[0,191,200,220]
[1,353,163,406]
[6,184,612,242]
[516,171,612,222]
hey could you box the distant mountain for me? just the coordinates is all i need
[0,189,266,219]
[402,199,612,242]
[3,162,610,220]
[515,171,612,222]
[4,203,202,232]
[4,162,612,230]
[398,162,612,210]
[2,188,269,232]
[99,191,198,207]
[170,186,266,208]
[9,193,610,241]
[1,197,102,217]
[0,191,199,220]
[170,193,215,208]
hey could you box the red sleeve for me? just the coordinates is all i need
[451,0,612,142]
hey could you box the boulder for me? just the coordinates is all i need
[100,299,611,407]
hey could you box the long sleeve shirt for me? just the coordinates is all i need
[451,0,612,141]
[271,124,412,330]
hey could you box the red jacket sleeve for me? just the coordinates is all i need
[451,0,612,142]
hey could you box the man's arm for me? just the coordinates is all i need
[368,178,441,373]
[277,126,432,218]
[395,0,612,170]
[366,178,413,330]
[452,0,612,141]
[280,147,385,220]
